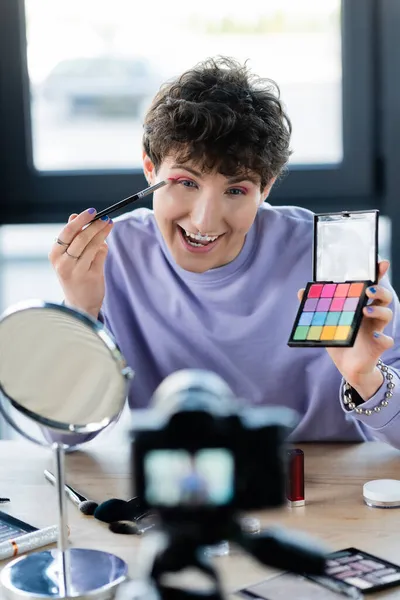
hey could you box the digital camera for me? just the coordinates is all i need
[131,370,298,539]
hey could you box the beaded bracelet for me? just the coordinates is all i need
[343,359,396,416]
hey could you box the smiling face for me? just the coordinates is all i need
[144,154,274,273]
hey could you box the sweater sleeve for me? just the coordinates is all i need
[338,272,400,449]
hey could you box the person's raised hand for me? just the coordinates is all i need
[297,261,394,400]
[49,209,113,319]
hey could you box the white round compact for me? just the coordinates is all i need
[363,479,400,508]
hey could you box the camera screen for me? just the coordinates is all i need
[144,448,234,507]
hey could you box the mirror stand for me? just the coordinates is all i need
[0,301,134,600]
[0,437,128,600]
[54,442,71,597]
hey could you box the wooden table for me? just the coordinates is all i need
[1,439,400,598]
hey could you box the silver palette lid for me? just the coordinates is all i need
[314,210,378,283]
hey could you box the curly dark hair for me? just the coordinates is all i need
[143,56,292,189]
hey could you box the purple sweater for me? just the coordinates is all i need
[98,203,400,448]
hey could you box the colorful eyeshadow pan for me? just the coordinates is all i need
[325,312,341,325]
[349,282,364,296]
[321,284,336,297]
[299,313,313,326]
[339,312,355,326]
[308,284,324,298]
[288,281,369,347]
[321,326,336,340]
[330,297,345,311]
[307,326,322,340]
[304,298,318,311]
[316,298,331,311]
[343,297,358,311]
[334,283,350,296]
[311,312,327,326]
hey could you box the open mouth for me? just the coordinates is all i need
[177,225,223,253]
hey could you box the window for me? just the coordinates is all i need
[1,0,376,224]
[26,0,342,171]
[1,0,400,290]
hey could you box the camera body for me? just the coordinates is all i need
[131,370,297,540]
[125,371,326,600]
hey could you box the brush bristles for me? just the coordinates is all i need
[94,498,131,523]
[109,520,140,535]
[79,500,99,516]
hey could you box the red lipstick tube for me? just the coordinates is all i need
[286,448,305,507]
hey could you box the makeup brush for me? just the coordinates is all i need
[109,519,156,535]
[94,499,129,523]
[94,496,148,523]
[91,180,167,222]
[44,470,98,516]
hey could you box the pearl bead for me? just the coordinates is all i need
[343,361,395,415]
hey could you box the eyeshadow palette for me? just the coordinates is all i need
[312,547,400,594]
[237,571,363,599]
[238,548,400,599]
[288,281,369,347]
[0,511,36,543]
[288,210,379,348]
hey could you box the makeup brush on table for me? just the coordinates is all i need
[94,496,149,523]
[93,496,157,536]
[109,517,157,536]
[44,470,98,515]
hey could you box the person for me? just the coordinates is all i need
[178,456,210,506]
[49,56,400,449]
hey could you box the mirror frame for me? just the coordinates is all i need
[0,299,133,435]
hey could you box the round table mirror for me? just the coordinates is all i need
[0,301,134,600]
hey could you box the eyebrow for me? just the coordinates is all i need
[170,164,260,186]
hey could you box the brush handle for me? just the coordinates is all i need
[0,525,58,560]
[91,180,167,222]
[44,469,87,506]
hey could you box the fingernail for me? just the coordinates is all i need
[373,331,380,338]
[369,286,377,294]
[101,215,109,221]
[109,219,113,224]
[87,208,96,214]
[367,306,374,313]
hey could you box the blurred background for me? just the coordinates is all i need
[0,0,399,310]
